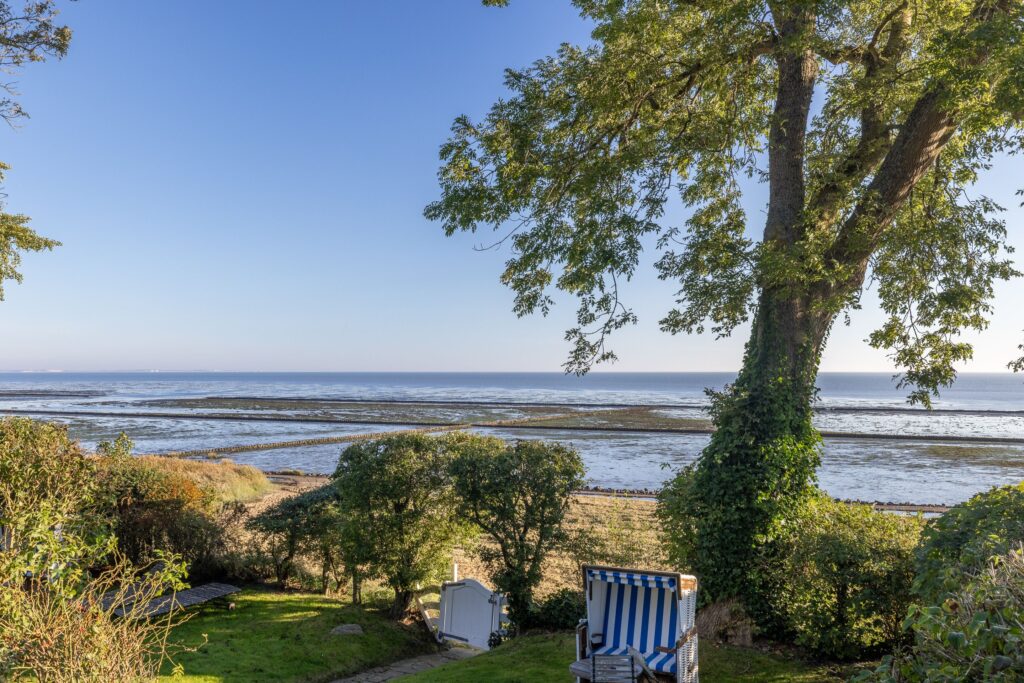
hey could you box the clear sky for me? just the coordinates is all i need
[0,0,1021,373]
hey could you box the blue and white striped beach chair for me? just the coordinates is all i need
[571,565,698,683]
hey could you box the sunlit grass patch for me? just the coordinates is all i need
[161,588,435,683]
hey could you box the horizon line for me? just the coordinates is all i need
[0,369,1019,376]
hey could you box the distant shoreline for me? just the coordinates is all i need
[262,472,952,515]
[4,406,1024,445]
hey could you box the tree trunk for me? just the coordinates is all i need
[351,570,362,606]
[390,588,413,619]
[685,286,832,620]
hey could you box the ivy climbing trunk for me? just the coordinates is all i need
[677,6,834,615]
[686,287,832,618]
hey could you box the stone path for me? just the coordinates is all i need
[329,647,479,682]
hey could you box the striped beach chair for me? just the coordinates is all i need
[571,565,698,683]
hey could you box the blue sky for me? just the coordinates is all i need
[0,0,1021,373]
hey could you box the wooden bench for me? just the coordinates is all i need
[107,582,239,618]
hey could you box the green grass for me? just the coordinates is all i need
[395,633,858,683]
[160,588,435,683]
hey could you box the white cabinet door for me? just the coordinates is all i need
[438,578,504,650]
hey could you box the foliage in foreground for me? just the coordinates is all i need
[0,418,185,681]
[448,433,585,628]
[780,496,923,660]
[856,546,1024,682]
[661,479,923,660]
[913,481,1024,605]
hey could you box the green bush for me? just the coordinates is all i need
[856,546,1024,682]
[448,433,584,628]
[0,419,185,680]
[334,434,471,617]
[530,588,585,631]
[780,495,923,660]
[0,418,107,585]
[95,434,238,581]
[914,481,1024,605]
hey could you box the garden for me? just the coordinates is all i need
[2,417,1023,681]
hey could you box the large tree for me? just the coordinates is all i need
[426,0,1024,607]
[0,1,71,298]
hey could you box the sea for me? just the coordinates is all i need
[1,371,1022,506]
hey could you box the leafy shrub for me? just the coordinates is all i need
[334,434,471,617]
[780,495,923,660]
[657,465,700,574]
[914,481,1024,605]
[856,546,1024,682]
[448,433,584,628]
[0,418,108,583]
[530,588,585,631]
[0,418,185,680]
[95,434,239,580]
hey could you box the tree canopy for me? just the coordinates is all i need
[427,0,1024,405]
[429,0,1024,609]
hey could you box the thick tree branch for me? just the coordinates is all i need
[808,4,912,226]
[826,0,1013,288]
[764,5,817,245]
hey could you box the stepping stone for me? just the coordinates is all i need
[331,623,365,636]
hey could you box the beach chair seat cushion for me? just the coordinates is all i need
[592,645,677,675]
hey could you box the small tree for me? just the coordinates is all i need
[333,434,468,618]
[248,484,370,597]
[246,493,309,586]
[448,433,585,628]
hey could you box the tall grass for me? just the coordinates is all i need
[135,456,273,504]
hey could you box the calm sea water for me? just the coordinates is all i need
[1,372,1022,504]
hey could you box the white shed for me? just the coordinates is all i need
[437,578,508,651]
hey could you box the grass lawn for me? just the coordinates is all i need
[160,588,435,683]
[395,633,861,682]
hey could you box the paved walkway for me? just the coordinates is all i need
[329,647,479,682]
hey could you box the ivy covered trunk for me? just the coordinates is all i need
[682,287,832,618]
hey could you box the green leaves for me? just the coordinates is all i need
[448,434,584,627]
[780,495,924,660]
[332,434,472,616]
[913,481,1024,605]
[0,163,60,301]
[856,546,1024,682]
[0,0,72,124]
[430,0,1024,399]
[0,0,73,300]
[427,2,775,372]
